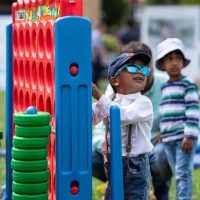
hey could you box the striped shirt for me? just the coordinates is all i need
[159,76,200,142]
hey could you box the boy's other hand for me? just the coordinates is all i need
[181,138,194,153]
[92,83,101,100]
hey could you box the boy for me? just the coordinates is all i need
[92,42,171,200]
[92,52,154,200]
[156,38,200,200]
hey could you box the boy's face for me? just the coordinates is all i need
[160,51,184,79]
[110,59,148,95]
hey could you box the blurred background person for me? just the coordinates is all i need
[116,18,139,48]
[92,18,120,87]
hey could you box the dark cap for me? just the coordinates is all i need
[108,52,151,79]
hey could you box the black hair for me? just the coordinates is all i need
[121,41,152,57]
[164,49,185,60]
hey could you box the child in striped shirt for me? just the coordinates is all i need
[156,38,200,200]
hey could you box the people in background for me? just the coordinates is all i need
[156,38,200,200]
[116,18,139,47]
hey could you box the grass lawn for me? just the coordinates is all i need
[92,167,200,200]
[0,90,200,199]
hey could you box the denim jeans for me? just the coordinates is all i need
[104,154,150,200]
[92,147,170,200]
[164,139,196,200]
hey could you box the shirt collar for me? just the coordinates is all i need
[115,92,141,100]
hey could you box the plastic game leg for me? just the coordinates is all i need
[110,106,124,200]
[5,23,13,200]
[55,16,92,200]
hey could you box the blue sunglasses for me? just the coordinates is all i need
[114,64,150,77]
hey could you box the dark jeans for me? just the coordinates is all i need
[103,154,150,200]
[92,143,171,200]
[151,170,170,200]
[92,151,107,182]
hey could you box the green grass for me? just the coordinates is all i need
[169,168,200,200]
[0,90,200,199]
[92,168,200,200]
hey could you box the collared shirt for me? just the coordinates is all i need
[92,92,154,156]
[92,73,168,152]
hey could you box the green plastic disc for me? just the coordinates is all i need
[12,192,48,200]
[15,125,51,137]
[0,131,3,139]
[11,159,48,172]
[12,181,49,195]
[12,170,49,183]
[12,147,47,161]
[14,112,50,126]
[13,136,49,149]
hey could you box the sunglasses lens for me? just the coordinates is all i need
[126,65,150,76]
[126,66,138,73]
[141,67,150,76]
[114,65,150,77]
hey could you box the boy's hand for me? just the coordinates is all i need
[151,132,161,146]
[181,138,194,153]
[92,83,102,100]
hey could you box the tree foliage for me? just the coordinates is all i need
[102,0,200,27]
[102,0,128,26]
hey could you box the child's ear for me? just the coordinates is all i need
[110,77,119,87]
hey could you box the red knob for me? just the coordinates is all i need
[70,64,78,76]
[70,186,79,195]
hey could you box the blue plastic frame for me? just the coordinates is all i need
[110,106,124,200]
[5,23,13,200]
[55,16,92,199]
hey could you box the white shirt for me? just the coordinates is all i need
[92,92,154,157]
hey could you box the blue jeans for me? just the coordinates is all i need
[164,139,196,200]
[92,146,171,200]
[104,154,150,200]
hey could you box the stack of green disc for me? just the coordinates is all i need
[11,110,51,200]
[0,131,3,147]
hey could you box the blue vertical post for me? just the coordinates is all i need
[5,24,13,200]
[110,106,124,200]
[55,17,92,199]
